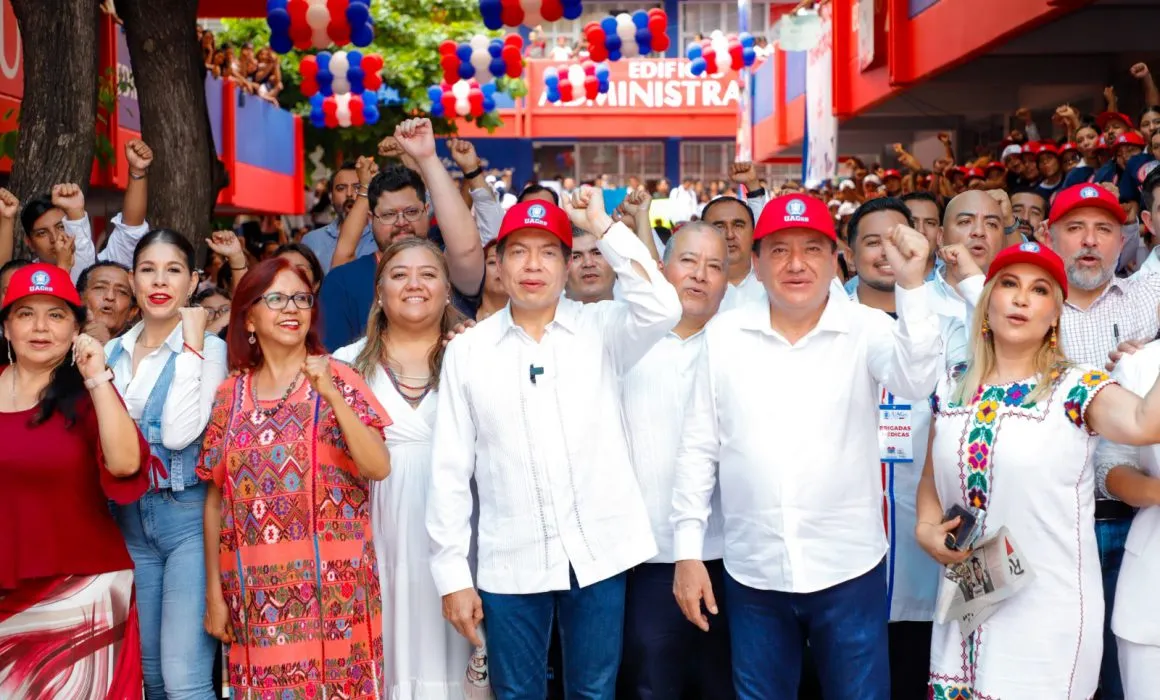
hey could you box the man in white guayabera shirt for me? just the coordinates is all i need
[426,190,682,699]
[619,221,734,699]
[670,193,942,700]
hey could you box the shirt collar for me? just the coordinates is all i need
[933,268,965,302]
[737,282,852,338]
[496,297,580,338]
[119,320,184,359]
[1065,276,1127,311]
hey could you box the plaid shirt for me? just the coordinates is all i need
[1060,274,1160,367]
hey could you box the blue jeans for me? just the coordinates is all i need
[1097,518,1131,700]
[725,559,890,700]
[115,483,217,700]
[479,568,627,700]
[619,560,734,700]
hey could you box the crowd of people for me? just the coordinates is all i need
[4,61,1160,700]
[198,26,284,105]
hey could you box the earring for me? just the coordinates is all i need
[248,331,256,345]
[981,317,990,336]
[1050,324,1059,350]
[6,343,12,365]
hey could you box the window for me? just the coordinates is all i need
[681,141,801,185]
[575,142,665,185]
[532,2,660,55]
[680,0,787,54]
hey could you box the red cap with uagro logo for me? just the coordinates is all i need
[1049,183,1127,225]
[985,241,1068,299]
[754,194,836,242]
[497,200,573,247]
[1097,111,1134,132]
[1114,131,1146,148]
[882,169,901,180]
[1,263,81,311]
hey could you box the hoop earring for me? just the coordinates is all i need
[248,332,256,345]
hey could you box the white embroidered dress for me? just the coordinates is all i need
[335,340,471,700]
[927,365,1113,700]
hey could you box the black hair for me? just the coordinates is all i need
[700,196,756,229]
[900,190,943,218]
[273,242,325,287]
[368,164,427,212]
[517,184,560,206]
[847,197,913,247]
[0,258,31,282]
[76,260,131,294]
[133,228,197,270]
[0,301,88,427]
[329,160,358,193]
[1141,167,1160,214]
[1140,105,1160,122]
[192,285,231,304]
[1076,118,1100,136]
[19,194,55,237]
[495,236,571,260]
[1009,186,1049,210]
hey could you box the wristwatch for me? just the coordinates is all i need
[462,166,484,180]
[85,367,115,390]
[129,169,148,181]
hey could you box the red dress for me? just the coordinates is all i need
[0,375,154,699]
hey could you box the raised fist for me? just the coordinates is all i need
[125,139,154,174]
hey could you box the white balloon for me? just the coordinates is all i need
[519,0,544,27]
[451,79,471,98]
[455,98,470,116]
[567,64,585,89]
[330,51,349,76]
[471,48,492,81]
[544,66,558,79]
[336,93,352,127]
[331,77,351,95]
[711,33,730,74]
[710,29,725,40]
[307,0,326,5]
[622,41,640,58]
[311,26,330,49]
[470,34,490,50]
[305,4,330,29]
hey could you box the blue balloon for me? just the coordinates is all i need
[489,58,506,78]
[687,44,702,60]
[349,75,365,95]
[364,90,379,107]
[309,93,324,108]
[742,47,756,66]
[598,79,609,92]
[600,17,617,34]
[482,14,503,31]
[267,8,291,32]
[479,0,502,16]
[547,87,560,103]
[635,29,651,53]
[545,73,559,87]
[608,49,621,62]
[347,65,364,84]
[318,73,334,97]
[427,85,443,101]
[483,97,495,112]
[351,23,374,47]
[364,105,380,125]
[310,111,325,128]
[481,82,497,96]
[690,57,706,76]
[739,32,755,48]
[605,35,621,52]
[347,50,363,66]
[488,41,503,58]
[632,10,649,28]
[562,2,583,20]
[594,63,610,79]
[346,2,370,26]
[458,62,475,80]
[456,43,473,62]
[267,0,287,8]
[431,101,445,118]
[269,32,293,55]
[317,52,332,72]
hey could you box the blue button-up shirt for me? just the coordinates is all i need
[300,220,377,274]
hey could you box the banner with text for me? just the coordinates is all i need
[804,3,836,186]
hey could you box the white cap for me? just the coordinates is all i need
[485,174,498,185]
[863,174,882,186]
[839,179,856,191]
[1001,144,1023,160]
[837,201,858,218]
[827,199,841,208]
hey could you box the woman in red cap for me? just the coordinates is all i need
[917,242,1160,698]
[0,263,154,698]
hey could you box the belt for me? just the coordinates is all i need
[1095,499,1137,522]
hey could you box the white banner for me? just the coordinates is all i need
[805,3,836,187]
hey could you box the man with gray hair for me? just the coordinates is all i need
[1041,182,1160,700]
[618,221,734,699]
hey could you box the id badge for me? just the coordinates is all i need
[878,399,914,462]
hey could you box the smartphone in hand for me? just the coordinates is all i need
[943,504,983,551]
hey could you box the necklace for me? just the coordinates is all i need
[382,362,432,406]
[250,370,302,418]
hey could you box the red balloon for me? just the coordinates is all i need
[500,4,523,27]
[290,22,312,43]
[441,81,452,91]
[504,33,523,49]
[468,88,484,117]
[350,95,365,125]
[324,113,339,128]
[301,76,319,96]
[501,45,521,69]
[288,0,308,18]
[584,75,598,100]
[441,92,457,117]
[559,81,573,102]
[729,44,744,72]
[652,34,669,52]
[540,0,563,21]
[364,72,382,91]
[327,0,348,21]
[300,55,318,78]
[439,40,457,56]
[293,34,313,51]
[363,54,384,72]
[583,61,596,76]
[648,8,667,22]
[441,54,459,86]
[589,45,608,62]
[704,52,718,74]
[648,16,666,36]
[329,21,351,47]
[323,97,338,117]
[505,57,522,79]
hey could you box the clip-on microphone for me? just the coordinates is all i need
[529,364,545,384]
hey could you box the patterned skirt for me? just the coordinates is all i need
[0,571,141,700]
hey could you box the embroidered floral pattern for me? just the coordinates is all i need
[929,681,975,699]
[961,377,1042,514]
[1063,369,1111,429]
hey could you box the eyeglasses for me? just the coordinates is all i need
[203,304,231,320]
[259,292,314,310]
[373,207,426,225]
